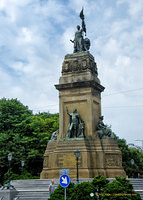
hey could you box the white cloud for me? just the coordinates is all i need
[104,8,113,18]
[110,20,130,36]
[68,0,88,13]
[60,27,74,53]
[115,55,131,67]
[20,27,33,43]
[117,0,143,18]
[0,0,31,21]
[0,0,143,145]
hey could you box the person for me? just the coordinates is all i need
[70,25,84,53]
[49,179,55,196]
[66,107,84,138]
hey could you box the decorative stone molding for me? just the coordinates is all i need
[105,154,122,167]
[62,52,98,75]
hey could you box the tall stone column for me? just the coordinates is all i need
[55,52,104,140]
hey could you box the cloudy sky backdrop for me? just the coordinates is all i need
[0,0,143,145]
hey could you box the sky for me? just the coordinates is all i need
[0,0,143,145]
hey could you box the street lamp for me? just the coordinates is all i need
[131,159,135,178]
[8,153,12,184]
[21,161,25,180]
[2,153,14,189]
[74,149,80,184]
[131,159,134,165]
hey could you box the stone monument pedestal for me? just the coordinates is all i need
[40,136,126,179]
[40,52,126,179]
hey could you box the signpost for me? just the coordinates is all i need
[59,169,70,174]
[60,174,70,200]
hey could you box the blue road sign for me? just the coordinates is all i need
[59,169,70,174]
[60,174,70,188]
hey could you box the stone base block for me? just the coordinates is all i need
[40,136,126,179]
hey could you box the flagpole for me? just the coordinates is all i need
[79,7,86,36]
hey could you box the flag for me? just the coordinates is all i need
[79,8,84,20]
[79,8,86,34]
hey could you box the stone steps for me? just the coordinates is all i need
[14,191,49,200]
[10,178,143,200]
[129,179,143,199]
[11,180,59,200]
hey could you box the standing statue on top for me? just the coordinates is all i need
[70,8,90,53]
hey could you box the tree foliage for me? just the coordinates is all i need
[117,138,143,177]
[103,177,141,200]
[0,98,59,184]
[92,175,109,194]
[49,183,75,200]
[70,182,96,200]
[49,176,141,200]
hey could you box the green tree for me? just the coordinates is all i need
[91,175,109,200]
[49,176,141,200]
[117,138,143,177]
[49,183,75,200]
[69,182,96,200]
[0,98,59,184]
[103,176,141,200]
[0,98,32,132]
[24,114,59,175]
[0,98,32,184]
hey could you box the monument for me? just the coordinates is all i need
[40,9,126,179]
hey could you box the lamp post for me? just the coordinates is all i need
[131,159,135,178]
[8,153,12,185]
[2,153,14,189]
[74,149,80,184]
[21,161,25,180]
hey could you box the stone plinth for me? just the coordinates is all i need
[40,136,126,179]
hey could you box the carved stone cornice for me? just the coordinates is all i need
[62,52,98,75]
[55,80,105,92]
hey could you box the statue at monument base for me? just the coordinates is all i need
[96,116,116,139]
[66,107,84,138]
